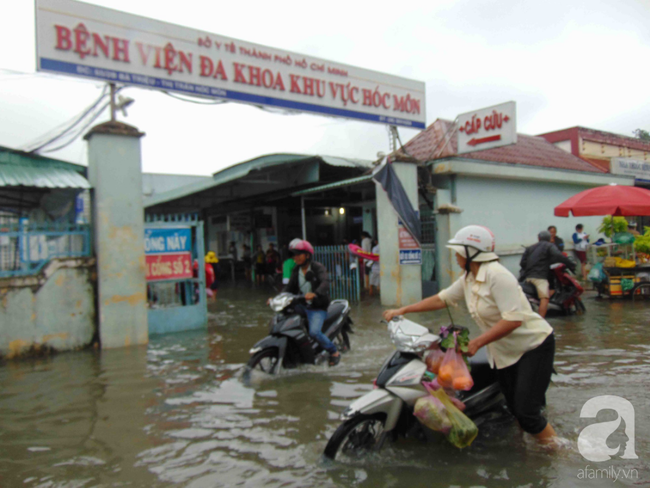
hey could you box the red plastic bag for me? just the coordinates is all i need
[438,347,474,391]
[424,348,445,374]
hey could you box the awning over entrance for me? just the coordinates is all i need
[290,174,373,197]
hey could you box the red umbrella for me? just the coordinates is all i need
[554,185,650,217]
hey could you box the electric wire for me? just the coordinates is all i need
[23,85,109,152]
[162,91,227,105]
[40,101,112,154]
[26,86,122,154]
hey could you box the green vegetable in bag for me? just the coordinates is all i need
[622,278,635,292]
[431,389,478,449]
[413,395,452,435]
[613,232,636,245]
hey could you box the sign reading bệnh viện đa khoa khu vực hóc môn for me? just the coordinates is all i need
[144,227,192,281]
[35,0,426,129]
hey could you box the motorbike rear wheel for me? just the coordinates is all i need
[632,282,650,301]
[333,329,351,353]
[247,348,280,373]
[323,414,386,460]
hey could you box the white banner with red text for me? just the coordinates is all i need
[457,101,516,154]
[35,0,426,129]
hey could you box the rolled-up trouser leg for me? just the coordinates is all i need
[496,333,555,435]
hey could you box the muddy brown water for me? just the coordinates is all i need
[1,285,648,487]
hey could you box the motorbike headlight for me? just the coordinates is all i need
[388,317,440,353]
[270,293,294,312]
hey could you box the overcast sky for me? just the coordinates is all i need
[1,0,649,175]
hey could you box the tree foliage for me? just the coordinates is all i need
[598,215,628,238]
[633,128,650,141]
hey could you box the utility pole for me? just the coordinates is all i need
[109,83,117,122]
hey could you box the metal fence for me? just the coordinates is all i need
[147,279,197,308]
[314,245,361,303]
[0,221,92,278]
[422,244,436,282]
[144,214,207,335]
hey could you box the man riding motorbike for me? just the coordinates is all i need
[520,230,576,318]
[282,239,341,366]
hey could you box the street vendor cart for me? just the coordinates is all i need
[588,242,650,299]
[554,184,650,301]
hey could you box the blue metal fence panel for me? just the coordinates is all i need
[313,245,360,303]
[146,218,208,335]
[0,222,91,278]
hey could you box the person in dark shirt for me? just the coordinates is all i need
[520,231,576,318]
[283,239,340,366]
[547,225,564,251]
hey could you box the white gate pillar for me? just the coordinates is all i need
[85,121,148,349]
[376,162,422,307]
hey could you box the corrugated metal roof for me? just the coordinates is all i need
[145,153,373,208]
[0,146,90,189]
[291,175,373,196]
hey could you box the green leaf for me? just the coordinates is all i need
[440,335,455,350]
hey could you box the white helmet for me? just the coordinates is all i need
[447,225,498,263]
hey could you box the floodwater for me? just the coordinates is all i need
[1,286,648,488]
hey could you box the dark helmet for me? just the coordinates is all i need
[538,230,551,242]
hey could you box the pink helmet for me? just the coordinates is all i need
[289,238,314,256]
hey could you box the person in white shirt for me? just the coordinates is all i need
[572,224,590,281]
[383,225,558,445]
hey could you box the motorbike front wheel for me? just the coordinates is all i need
[247,348,280,373]
[323,414,386,460]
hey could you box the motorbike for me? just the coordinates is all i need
[520,263,585,316]
[246,293,353,374]
[323,317,507,461]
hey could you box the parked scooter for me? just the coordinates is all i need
[323,317,507,460]
[246,293,353,374]
[520,263,585,316]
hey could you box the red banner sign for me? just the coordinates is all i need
[146,253,192,281]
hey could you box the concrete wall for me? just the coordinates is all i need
[436,174,626,288]
[0,260,95,358]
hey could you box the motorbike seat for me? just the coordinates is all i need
[323,301,346,329]
[520,280,538,299]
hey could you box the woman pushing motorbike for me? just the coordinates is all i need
[383,225,558,445]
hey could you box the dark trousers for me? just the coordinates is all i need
[496,333,555,435]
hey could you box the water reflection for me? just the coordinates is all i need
[0,285,648,487]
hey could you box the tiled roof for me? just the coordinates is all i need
[396,119,605,173]
[579,156,610,172]
[577,127,650,152]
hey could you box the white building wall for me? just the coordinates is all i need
[553,140,572,153]
[440,175,612,286]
